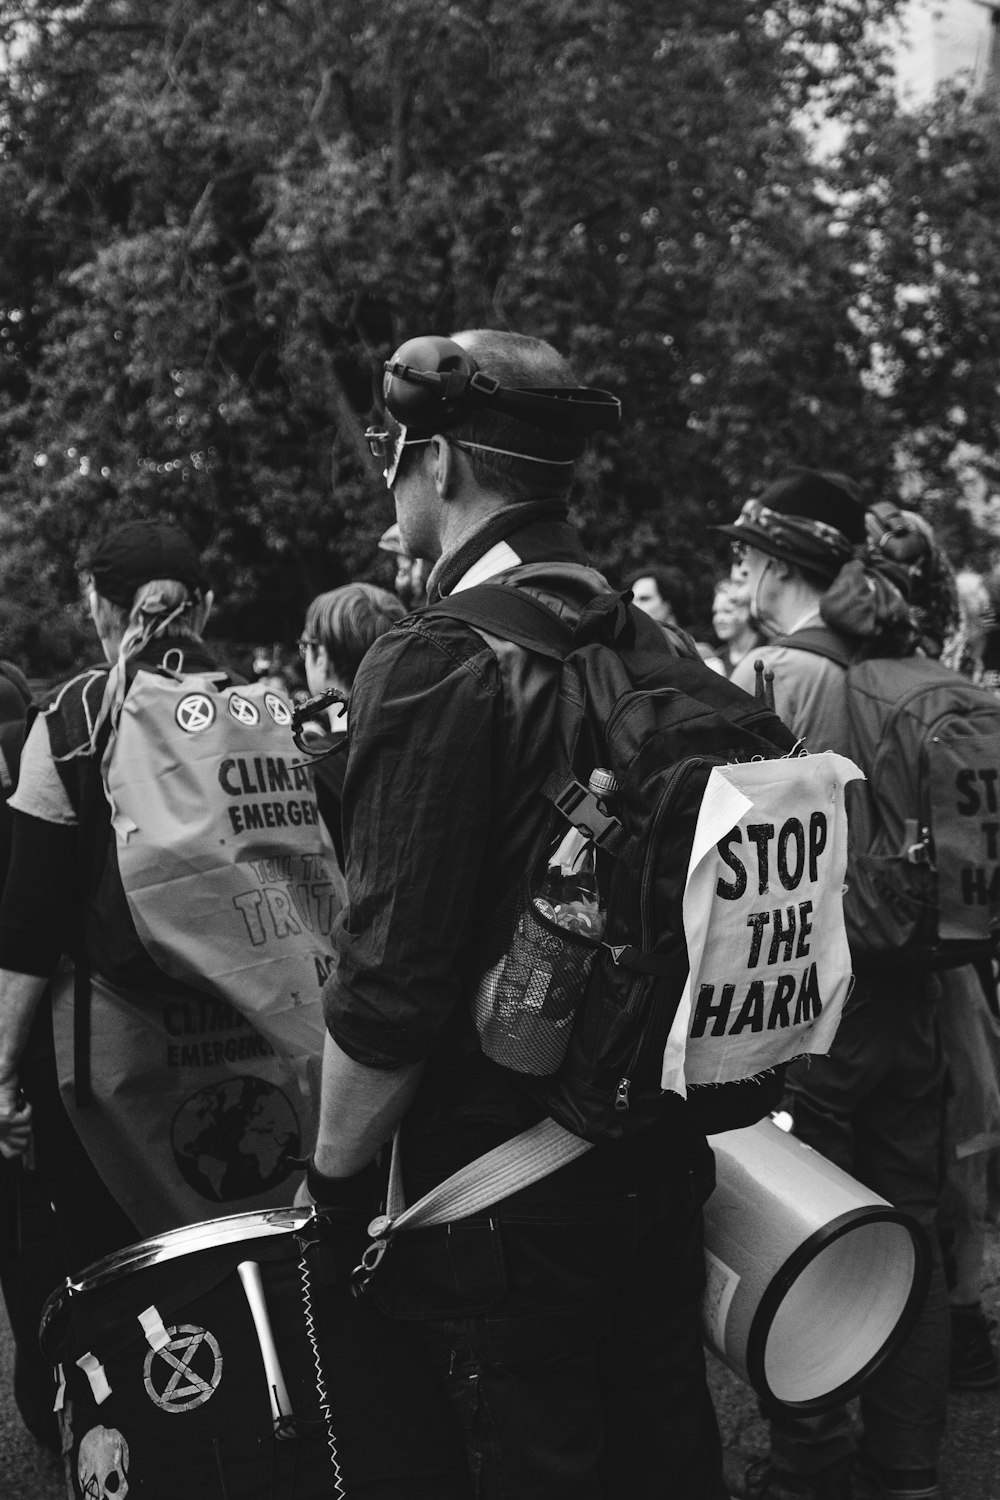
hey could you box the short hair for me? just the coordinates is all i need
[626,565,692,628]
[304,583,406,688]
[446,329,585,503]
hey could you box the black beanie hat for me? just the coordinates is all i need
[82,521,205,609]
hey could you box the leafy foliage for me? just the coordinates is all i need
[0,0,961,673]
[834,83,1000,564]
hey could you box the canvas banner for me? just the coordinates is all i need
[662,751,863,1096]
[105,673,346,1058]
[52,967,317,1236]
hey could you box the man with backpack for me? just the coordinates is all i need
[720,472,951,1500]
[304,328,834,1500]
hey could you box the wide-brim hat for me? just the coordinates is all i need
[81,521,205,609]
[714,470,867,580]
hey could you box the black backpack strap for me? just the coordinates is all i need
[427,585,635,859]
[71,712,116,1109]
[42,670,117,1109]
[768,625,853,669]
[423,584,575,661]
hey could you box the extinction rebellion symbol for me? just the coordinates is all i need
[264,692,292,726]
[175,694,217,734]
[228,693,260,726]
[143,1323,223,1413]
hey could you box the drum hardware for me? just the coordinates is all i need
[236,1259,296,1439]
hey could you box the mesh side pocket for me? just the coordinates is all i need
[472,880,599,1076]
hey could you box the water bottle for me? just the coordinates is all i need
[532,768,618,941]
[474,767,619,1074]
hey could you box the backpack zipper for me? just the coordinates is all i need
[867,685,949,787]
[639,758,701,947]
[614,757,701,1114]
[605,686,778,746]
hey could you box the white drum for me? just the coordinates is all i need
[703,1117,928,1412]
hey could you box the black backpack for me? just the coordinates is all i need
[773,625,1000,970]
[427,585,797,1143]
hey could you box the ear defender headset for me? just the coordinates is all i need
[381,334,622,436]
[867,499,931,569]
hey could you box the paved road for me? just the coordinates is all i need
[1,1228,997,1497]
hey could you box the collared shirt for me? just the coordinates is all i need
[323,516,605,1131]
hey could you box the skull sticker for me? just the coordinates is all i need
[78,1424,129,1499]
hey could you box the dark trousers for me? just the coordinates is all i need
[20,1042,139,1274]
[0,1156,66,1446]
[373,1127,728,1500]
[0,1017,139,1451]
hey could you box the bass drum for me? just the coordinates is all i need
[40,1206,470,1499]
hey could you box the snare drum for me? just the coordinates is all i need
[41,1206,470,1499]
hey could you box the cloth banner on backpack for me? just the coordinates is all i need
[51,966,317,1236]
[104,673,346,1060]
[662,751,863,1095]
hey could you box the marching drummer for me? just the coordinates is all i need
[0,522,333,1268]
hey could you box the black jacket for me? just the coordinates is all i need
[324,514,612,1136]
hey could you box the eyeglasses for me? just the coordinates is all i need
[365,425,431,488]
[297,637,317,659]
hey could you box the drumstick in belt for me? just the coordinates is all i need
[237,1260,295,1438]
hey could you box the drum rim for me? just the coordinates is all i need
[49,1205,317,1302]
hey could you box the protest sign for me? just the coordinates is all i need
[662,751,863,1095]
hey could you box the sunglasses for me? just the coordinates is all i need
[365,425,432,488]
[297,637,317,659]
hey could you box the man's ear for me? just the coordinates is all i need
[431,435,458,499]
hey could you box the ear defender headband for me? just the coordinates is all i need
[382,335,622,435]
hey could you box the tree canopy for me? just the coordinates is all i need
[4,0,996,673]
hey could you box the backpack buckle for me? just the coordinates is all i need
[547,778,620,843]
[902,820,933,866]
[350,1233,391,1298]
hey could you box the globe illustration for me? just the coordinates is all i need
[171,1076,301,1201]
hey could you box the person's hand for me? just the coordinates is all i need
[0,1076,32,1161]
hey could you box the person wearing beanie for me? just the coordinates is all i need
[0,520,313,1278]
[720,473,949,1500]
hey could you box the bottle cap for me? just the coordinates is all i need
[588,767,618,797]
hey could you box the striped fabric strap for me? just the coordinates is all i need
[369,1117,593,1241]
